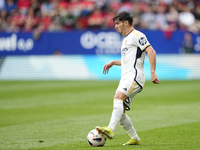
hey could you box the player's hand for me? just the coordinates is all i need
[103,62,113,74]
[151,72,160,84]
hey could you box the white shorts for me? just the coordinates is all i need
[116,77,142,111]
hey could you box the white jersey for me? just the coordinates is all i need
[120,29,150,88]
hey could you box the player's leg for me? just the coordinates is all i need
[120,112,141,145]
[121,84,142,145]
[107,91,128,132]
[96,91,127,139]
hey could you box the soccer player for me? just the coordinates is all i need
[96,11,160,146]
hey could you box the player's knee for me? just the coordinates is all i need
[114,95,123,100]
[114,93,127,101]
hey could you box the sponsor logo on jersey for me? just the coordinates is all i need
[139,37,147,46]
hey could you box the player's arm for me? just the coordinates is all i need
[145,46,160,84]
[103,60,121,74]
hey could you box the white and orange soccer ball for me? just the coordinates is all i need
[87,129,107,147]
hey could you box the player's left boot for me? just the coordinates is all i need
[95,126,114,139]
[123,139,141,146]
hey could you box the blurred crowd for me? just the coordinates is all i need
[0,0,200,34]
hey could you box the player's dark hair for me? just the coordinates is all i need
[112,11,133,26]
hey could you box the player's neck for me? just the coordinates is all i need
[124,27,134,37]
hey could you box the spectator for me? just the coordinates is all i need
[162,0,174,5]
[180,32,194,53]
[40,0,54,15]
[0,0,5,10]
[5,0,16,13]
[88,8,104,29]
[154,4,168,30]
[0,9,8,31]
[103,8,116,29]
[30,0,41,17]
[166,6,179,31]
[194,5,200,21]
[118,2,133,14]
[75,15,88,30]
[33,22,45,39]
[17,0,31,15]
[140,5,156,30]
[178,4,195,31]
[9,9,26,29]
[22,8,39,32]
[51,9,62,27]
[188,20,200,34]
[132,2,141,28]
[68,0,82,18]
[48,21,61,32]
[62,8,77,30]
[59,0,67,10]
[6,21,20,32]
[39,11,52,31]
[81,0,94,16]
[75,0,94,30]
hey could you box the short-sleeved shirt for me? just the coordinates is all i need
[120,29,150,88]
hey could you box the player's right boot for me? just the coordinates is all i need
[95,126,114,139]
[123,139,141,146]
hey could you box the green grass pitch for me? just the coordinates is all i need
[0,80,200,150]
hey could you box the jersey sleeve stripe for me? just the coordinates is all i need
[141,44,150,51]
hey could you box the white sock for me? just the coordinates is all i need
[108,99,123,132]
[120,113,140,141]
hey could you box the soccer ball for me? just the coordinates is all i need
[87,129,106,147]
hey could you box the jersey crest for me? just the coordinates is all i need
[121,47,128,56]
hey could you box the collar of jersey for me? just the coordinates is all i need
[125,29,134,37]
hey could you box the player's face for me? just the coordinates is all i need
[114,19,125,35]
